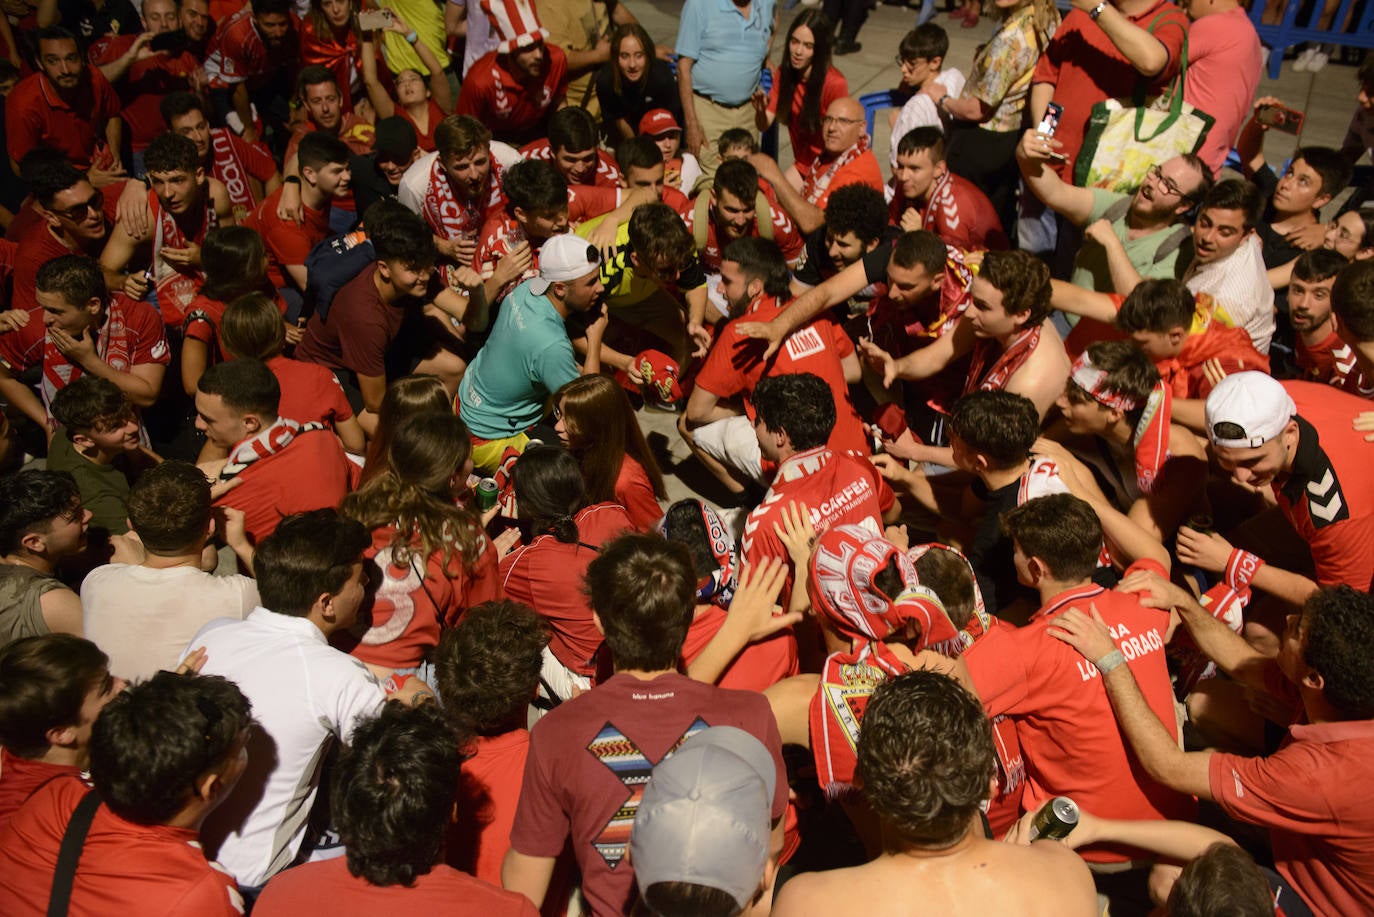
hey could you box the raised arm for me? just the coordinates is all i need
[359,30,398,120]
[1017,129,1096,226]
[1068,0,1171,77]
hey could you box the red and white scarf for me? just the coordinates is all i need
[422,153,479,244]
[218,417,326,481]
[803,135,872,205]
[210,127,257,215]
[41,305,130,418]
[1069,350,1173,494]
[963,324,1041,395]
[150,187,215,327]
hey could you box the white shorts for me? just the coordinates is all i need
[693,415,766,485]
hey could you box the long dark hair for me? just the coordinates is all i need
[512,445,590,545]
[775,9,834,134]
[555,375,666,505]
[609,21,655,96]
[200,226,268,304]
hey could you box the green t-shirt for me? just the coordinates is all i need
[45,429,131,535]
[1070,188,1186,293]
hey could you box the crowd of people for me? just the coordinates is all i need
[0,0,1373,913]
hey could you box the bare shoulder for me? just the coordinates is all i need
[771,865,861,917]
[1004,842,1098,912]
[764,673,819,748]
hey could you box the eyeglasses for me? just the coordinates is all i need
[822,116,864,127]
[1147,165,1185,199]
[895,56,924,68]
[48,190,103,221]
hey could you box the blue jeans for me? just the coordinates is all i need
[1016,178,1058,258]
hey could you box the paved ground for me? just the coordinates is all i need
[619,0,1367,512]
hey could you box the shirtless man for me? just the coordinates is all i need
[772,669,1096,917]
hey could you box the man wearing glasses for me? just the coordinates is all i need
[11,159,119,316]
[1018,129,1211,297]
[750,97,884,235]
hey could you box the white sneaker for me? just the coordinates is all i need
[1293,47,1316,71]
[1261,46,1271,70]
[1309,50,1330,71]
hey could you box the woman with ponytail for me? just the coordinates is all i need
[340,411,499,679]
[498,445,633,705]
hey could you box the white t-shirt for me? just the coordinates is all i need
[889,70,967,171]
[1182,233,1276,354]
[188,608,384,888]
[81,564,258,682]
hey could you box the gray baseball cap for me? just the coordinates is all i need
[630,726,775,912]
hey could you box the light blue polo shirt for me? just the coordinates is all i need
[457,279,579,440]
[675,0,775,107]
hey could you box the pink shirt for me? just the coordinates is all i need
[1183,6,1262,175]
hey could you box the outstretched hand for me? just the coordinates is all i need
[725,557,800,641]
[772,501,818,570]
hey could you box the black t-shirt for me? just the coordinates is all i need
[966,476,1037,617]
[1254,165,1308,271]
[794,224,900,288]
[348,153,399,218]
[595,59,683,134]
[58,0,142,49]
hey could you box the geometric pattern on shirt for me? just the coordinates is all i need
[587,716,709,869]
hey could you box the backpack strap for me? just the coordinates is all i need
[47,789,101,917]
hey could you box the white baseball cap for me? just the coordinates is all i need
[529,233,601,295]
[1205,371,1296,448]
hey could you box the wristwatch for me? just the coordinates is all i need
[1089,1,1108,20]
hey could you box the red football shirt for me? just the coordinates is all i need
[454,46,570,146]
[88,36,200,151]
[1273,381,1374,590]
[205,5,298,88]
[964,574,1195,862]
[213,428,352,544]
[0,749,79,832]
[520,138,622,188]
[253,855,537,916]
[679,195,806,272]
[679,605,799,693]
[243,186,332,290]
[1209,718,1374,917]
[0,776,243,917]
[1295,317,1374,397]
[344,525,500,670]
[615,454,663,531]
[889,170,1010,252]
[268,354,355,428]
[5,68,121,169]
[695,293,868,456]
[498,502,633,676]
[450,729,531,888]
[801,147,885,210]
[741,446,895,605]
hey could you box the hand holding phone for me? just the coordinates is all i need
[357,8,392,31]
[1035,102,1069,162]
[1256,103,1303,135]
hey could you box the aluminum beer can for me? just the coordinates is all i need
[476,478,499,512]
[1028,796,1079,841]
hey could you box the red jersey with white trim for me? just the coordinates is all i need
[1295,316,1374,398]
[208,128,278,215]
[88,36,199,152]
[205,5,298,88]
[964,569,1195,863]
[520,138,622,188]
[475,214,538,303]
[566,183,620,226]
[0,776,243,917]
[679,196,805,273]
[499,502,633,676]
[455,46,570,146]
[1272,381,1374,589]
[1209,718,1374,917]
[5,68,121,169]
[889,171,1010,252]
[695,293,867,455]
[742,446,894,604]
[0,297,169,423]
[345,525,501,670]
[679,604,799,693]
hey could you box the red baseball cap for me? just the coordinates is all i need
[639,109,682,137]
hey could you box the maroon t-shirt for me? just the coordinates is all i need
[294,267,398,378]
[510,671,788,917]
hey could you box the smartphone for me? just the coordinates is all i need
[357,8,392,30]
[1036,102,1068,161]
[149,29,189,54]
[1257,103,1304,135]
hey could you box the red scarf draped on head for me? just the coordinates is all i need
[963,324,1040,396]
[1069,350,1173,494]
[806,525,958,795]
[803,134,872,205]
